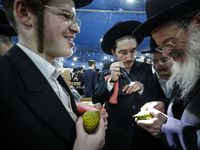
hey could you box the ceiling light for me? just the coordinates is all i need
[104,56,107,59]
[140,56,144,60]
[72,63,74,66]
[73,57,77,61]
[111,59,113,62]
[127,0,134,2]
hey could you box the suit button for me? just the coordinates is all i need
[131,123,134,127]
[132,105,136,109]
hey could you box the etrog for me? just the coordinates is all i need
[82,110,100,132]
[133,111,154,120]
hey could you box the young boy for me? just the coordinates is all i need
[0,0,108,149]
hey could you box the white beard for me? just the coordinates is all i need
[170,24,200,98]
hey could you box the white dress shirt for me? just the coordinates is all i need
[156,73,173,98]
[17,43,77,122]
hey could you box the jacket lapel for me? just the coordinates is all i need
[57,75,78,115]
[153,73,166,98]
[7,45,76,143]
[129,61,142,81]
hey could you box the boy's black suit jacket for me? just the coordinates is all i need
[0,45,78,150]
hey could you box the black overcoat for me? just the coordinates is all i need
[0,45,78,150]
[92,61,162,150]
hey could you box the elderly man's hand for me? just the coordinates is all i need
[140,101,165,113]
[135,108,168,138]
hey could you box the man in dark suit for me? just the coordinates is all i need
[0,0,108,150]
[81,60,98,97]
[92,21,161,150]
[141,37,173,100]
[0,9,17,55]
[144,56,152,64]
[133,0,200,149]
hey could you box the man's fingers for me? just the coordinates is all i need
[97,114,106,134]
[94,102,102,109]
[76,117,85,137]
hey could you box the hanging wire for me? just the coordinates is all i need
[136,0,146,11]
[91,0,122,51]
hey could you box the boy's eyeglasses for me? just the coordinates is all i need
[152,57,171,66]
[44,5,81,28]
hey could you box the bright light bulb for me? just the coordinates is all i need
[73,57,77,61]
[111,59,114,62]
[127,0,134,2]
[72,63,74,66]
[104,56,107,59]
[100,63,102,66]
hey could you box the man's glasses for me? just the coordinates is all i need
[155,23,186,52]
[44,5,81,28]
[152,57,171,66]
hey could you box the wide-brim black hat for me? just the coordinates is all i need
[75,0,93,8]
[133,0,200,37]
[101,21,144,55]
[140,37,160,54]
[0,9,17,37]
[2,0,93,9]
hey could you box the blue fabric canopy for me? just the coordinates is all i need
[0,0,150,70]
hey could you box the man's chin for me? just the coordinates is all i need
[125,65,132,68]
[124,62,133,68]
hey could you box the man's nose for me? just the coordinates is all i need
[162,48,172,57]
[69,24,80,34]
[126,52,132,60]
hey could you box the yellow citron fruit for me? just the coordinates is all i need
[133,111,154,120]
[82,110,100,132]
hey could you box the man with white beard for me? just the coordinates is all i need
[132,0,200,149]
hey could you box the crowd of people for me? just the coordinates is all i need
[1,0,200,150]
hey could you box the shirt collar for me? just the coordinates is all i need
[156,72,167,83]
[16,43,63,80]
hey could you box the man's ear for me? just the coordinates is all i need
[193,13,200,28]
[14,0,32,27]
[111,49,116,56]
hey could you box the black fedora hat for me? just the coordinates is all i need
[2,0,93,9]
[75,0,93,8]
[0,9,17,37]
[140,37,161,54]
[101,21,144,55]
[133,0,200,37]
